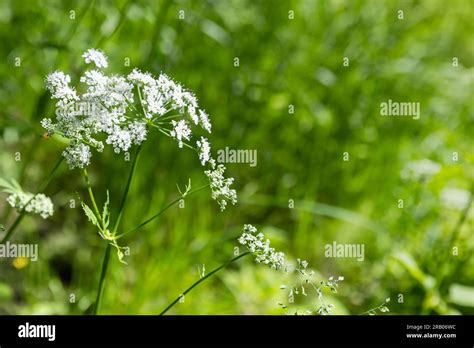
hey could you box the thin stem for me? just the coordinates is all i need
[157,114,182,121]
[159,252,250,315]
[112,144,142,235]
[92,145,142,315]
[1,156,64,243]
[116,184,209,239]
[93,243,111,315]
[0,215,25,243]
[150,124,197,152]
[83,168,101,220]
[358,300,390,315]
[136,86,149,119]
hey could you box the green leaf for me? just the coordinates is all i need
[0,177,22,194]
[81,202,99,228]
[10,178,22,191]
[102,190,110,229]
[0,177,12,189]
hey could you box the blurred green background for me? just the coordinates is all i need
[0,0,473,315]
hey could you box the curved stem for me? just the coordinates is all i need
[159,252,250,315]
[116,184,209,239]
[1,156,63,243]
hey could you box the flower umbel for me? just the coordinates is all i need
[43,49,238,210]
[82,48,108,69]
[238,224,285,270]
[0,178,54,219]
[205,164,237,211]
[6,192,54,219]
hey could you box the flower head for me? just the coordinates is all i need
[196,136,211,166]
[205,164,237,211]
[238,224,285,270]
[42,49,238,210]
[7,192,54,219]
[63,143,91,169]
[170,120,191,148]
[82,48,108,68]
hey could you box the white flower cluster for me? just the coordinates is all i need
[6,192,54,219]
[205,164,237,211]
[196,136,211,166]
[238,224,285,270]
[43,49,237,210]
[82,48,108,68]
[401,159,441,181]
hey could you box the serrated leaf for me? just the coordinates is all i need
[81,202,99,227]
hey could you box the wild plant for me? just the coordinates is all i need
[0,49,387,316]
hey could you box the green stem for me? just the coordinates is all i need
[159,252,250,315]
[116,184,209,239]
[92,145,142,315]
[1,157,63,243]
[151,125,197,152]
[93,243,111,315]
[83,168,101,219]
[112,144,142,235]
[1,215,25,243]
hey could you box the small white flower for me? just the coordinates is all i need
[204,164,237,211]
[82,48,108,68]
[196,136,211,166]
[44,49,217,172]
[40,118,54,135]
[7,192,54,219]
[63,143,91,169]
[170,120,191,148]
[106,126,132,154]
[198,110,212,133]
[45,71,79,103]
[238,224,285,270]
[127,68,156,86]
[128,121,148,145]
